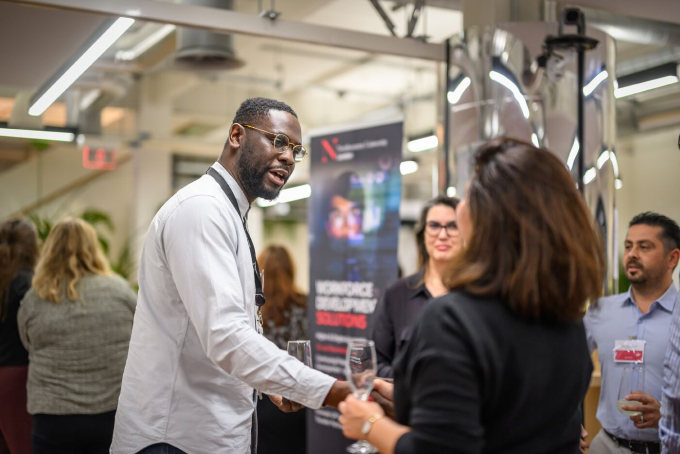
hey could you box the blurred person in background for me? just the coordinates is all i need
[0,219,38,454]
[18,218,136,454]
[256,244,308,454]
[585,212,679,454]
[372,195,461,378]
[339,138,603,454]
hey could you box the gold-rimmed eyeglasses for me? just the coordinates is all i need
[242,124,307,162]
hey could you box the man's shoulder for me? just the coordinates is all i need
[586,292,628,321]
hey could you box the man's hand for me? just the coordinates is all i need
[620,392,661,429]
[580,425,589,453]
[370,379,394,419]
[268,394,304,413]
[323,380,352,408]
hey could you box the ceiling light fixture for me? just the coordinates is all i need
[0,125,75,142]
[567,138,579,170]
[400,160,419,175]
[257,184,311,207]
[446,186,457,197]
[407,135,438,153]
[29,17,135,117]
[615,63,679,99]
[116,24,176,61]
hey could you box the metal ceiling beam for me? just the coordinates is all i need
[4,0,446,61]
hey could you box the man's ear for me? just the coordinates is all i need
[669,248,680,271]
[228,123,245,149]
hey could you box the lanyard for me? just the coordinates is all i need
[207,168,266,330]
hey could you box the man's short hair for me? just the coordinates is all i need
[232,97,297,126]
[629,212,680,254]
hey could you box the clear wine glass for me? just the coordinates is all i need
[287,340,313,367]
[617,363,645,416]
[345,339,378,454]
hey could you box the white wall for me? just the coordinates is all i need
[617,127,680,286]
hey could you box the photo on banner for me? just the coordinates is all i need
[307,119,403,452]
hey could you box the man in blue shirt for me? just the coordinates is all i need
[661,290,680,453]
[585,212,680,454]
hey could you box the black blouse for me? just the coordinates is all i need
[392,291,592,454]
[371,270,432,378]
[0,269,32,367]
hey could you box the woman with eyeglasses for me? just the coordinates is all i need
[372,195,461,378]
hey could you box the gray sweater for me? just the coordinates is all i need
[18,273,136,415]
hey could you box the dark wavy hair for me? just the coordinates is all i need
[444,138,605,321]
[0,219,39,321]
[415,195,460,269]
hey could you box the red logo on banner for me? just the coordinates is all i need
[320,138,338,163]
[82,146,117,170]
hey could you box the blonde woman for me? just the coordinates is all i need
[18,218,136,454]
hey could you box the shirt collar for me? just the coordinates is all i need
[406,269,431,300]
[624,283,678,313]
[211,161,250,221]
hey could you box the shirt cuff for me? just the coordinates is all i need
[285,368,336,410]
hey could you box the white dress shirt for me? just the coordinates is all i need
[111,162,335,454]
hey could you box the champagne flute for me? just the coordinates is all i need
[287,340,313,367]
[617,363,645,416]
[345,339,378,454]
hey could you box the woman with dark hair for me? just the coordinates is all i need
[339,138,604,454]
[18,218,136,454]
[372,195,461,377]
[0,219,38,454]
[255,244,308,454]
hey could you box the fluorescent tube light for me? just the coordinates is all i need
[615,178,623,190]
[610,151,619,177]
[0,127,75,142]
[116,24,176,61]
[257,184,311,207]
[407,135,438,153]
[583,70,608,96]
[29,17,135,117]
[583,167,597,184]
[447,77,471,104]
[567,138,579,170]
[615,75,678,98]
[489,71,530,118]
[400,160,419,175]
[446,186,457,197]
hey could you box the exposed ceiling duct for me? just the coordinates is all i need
[584,8,680,47]
[175,0,244,70]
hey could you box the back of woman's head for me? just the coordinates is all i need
[0,219,39,319]
[444,138,604,321]
[33,217,111,303]
[415,195,459,269]
[257,244,305,326]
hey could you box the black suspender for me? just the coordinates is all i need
[206,168,266,316]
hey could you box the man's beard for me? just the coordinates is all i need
[236,140,286,201]
[626,260,664,286]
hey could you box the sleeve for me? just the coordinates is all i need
[372,288,396,378]
[394,303,484,454]
[163,196,335,409]
[17,291,33,350]
[583,308,597,354]
[660,298,680,453]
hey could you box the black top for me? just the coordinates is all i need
[393,291,592,454]
[0,269,32,367]
[372,271,432,378]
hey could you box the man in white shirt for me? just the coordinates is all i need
[111,98,350,454]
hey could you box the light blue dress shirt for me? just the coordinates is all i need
[584,284,677,442]
[661,290,680,453]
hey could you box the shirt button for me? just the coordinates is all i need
[302,398,308,403]
[266,390,272,394]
